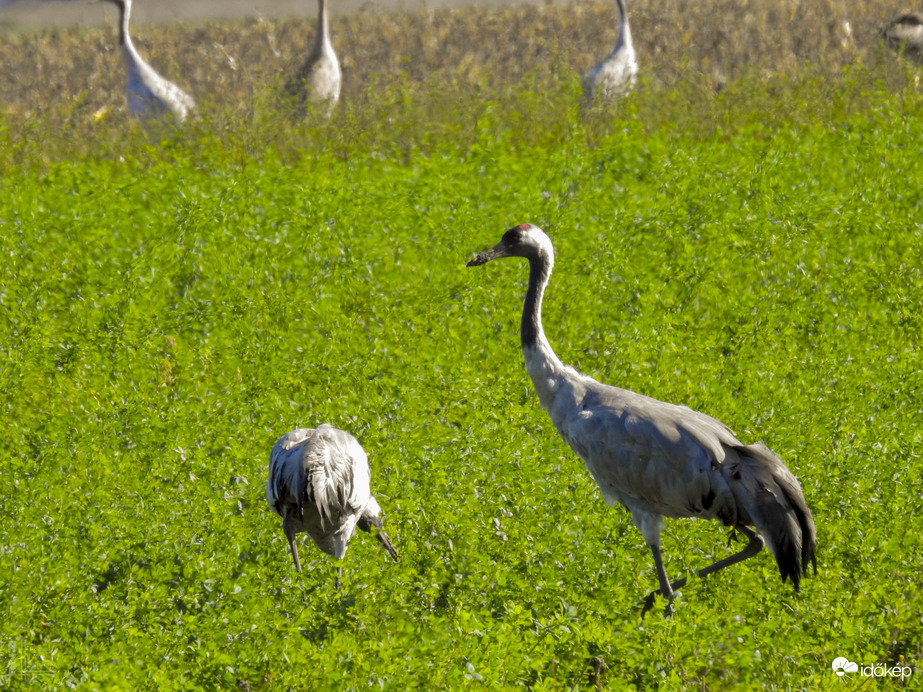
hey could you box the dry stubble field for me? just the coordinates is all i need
[0,0,917,128]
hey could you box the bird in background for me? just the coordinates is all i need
[266,424,398,587]
[284,0,341,117]
[582,0,638,104]
[95,0,195,123]
[880,11,923,64]
[467,224,816,616]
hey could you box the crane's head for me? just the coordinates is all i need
[883,12,923,42]
[357,497,399,561]
[466,223,553,266]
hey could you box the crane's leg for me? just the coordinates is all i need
[641,526,764,617]
[642,544,683,617]
[334,565,342,591]
[694,525,764,580]
[283,519,302,573]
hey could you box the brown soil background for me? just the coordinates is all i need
[0,0,917,122]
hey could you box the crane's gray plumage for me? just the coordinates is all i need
[97,0,195,123]
[468,224,816,615]
[284,0,341,117]
[266,425,397,580]
[582,0,638,103]
[881,12,923,64]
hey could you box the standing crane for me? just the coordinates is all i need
[880,12,923,65]
[96,0,195,123]
[467,224,816,616]
[266,424,398,587]
[284,0,341,117]
[582,0,638,104]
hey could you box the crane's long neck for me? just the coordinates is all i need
[614,0,632,53]
[521,251,565,380]
[315,0,331,53]
[117,0,131,48]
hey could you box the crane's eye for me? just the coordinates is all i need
[503,228,523,245]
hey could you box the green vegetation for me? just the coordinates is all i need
[2,2,923,689]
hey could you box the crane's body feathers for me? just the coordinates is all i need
[100,0,194,123]
[266,425,397,575]
[583,0,638,103]
[468,224,816,614]
[124,53,195,121]
[284,0,341,116]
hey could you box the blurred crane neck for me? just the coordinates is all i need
[614,0,632,53]
[116,0,131,48]
[316,0,332,51]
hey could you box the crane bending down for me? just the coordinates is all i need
[266,424,398,586]
[880,12,923,65]
[582,0,638,103]
[284,0,341,117]
[467,224,816,616]
[97,0,195,123]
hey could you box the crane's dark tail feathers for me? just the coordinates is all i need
[730,443,817,591]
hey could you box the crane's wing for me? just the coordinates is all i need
[558,381,741,522]
[285,46,340,95]
[303,424,371,528]
[125,50,194,122]
[266,427,315,516]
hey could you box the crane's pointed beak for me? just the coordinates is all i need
[467,243,507,267]
[376,530,399,561]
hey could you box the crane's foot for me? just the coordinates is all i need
[641,591,657,616]
[641,591,675,618]
[641,576,687,619]
[726,529,739,548]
